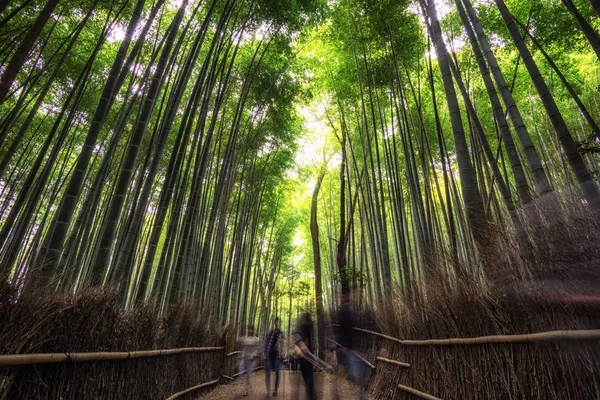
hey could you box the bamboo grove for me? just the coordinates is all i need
[1,0,600,335]
[302,0,600,318]
[0,0,326,327]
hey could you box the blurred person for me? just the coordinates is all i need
[288,337,300,372]
[292,312,317,399]
[290,356,299,372]
[334,291,366,400]
[238,325,260,396]
[263,317,285,397]
[288,337,301,372]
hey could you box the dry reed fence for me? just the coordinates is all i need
[0,286,235,400]
[347,203,600,399]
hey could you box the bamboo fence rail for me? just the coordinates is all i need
[348,349,374,369]
[329,339,375,369]
[165,378,220,400]
[0,346,224,366]
[232,365,264,378]
[353,327,600,345]
[397,384,442,400]
[376,356,410,368]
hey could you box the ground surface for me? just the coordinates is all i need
[199,370,362,400]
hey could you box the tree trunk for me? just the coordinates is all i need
[0,2,95,180]
[421,0,487,240]
[447,54,527,239]
[311,167,326,358]
[90,1,189,285]
[562,0,600,61]
[462,0,553,197]
[496,0,600,210]
[589,0,600,16]
[455,0,532,204]
[336,125,350,295]
[0,0,60,104]
[513,15,600,140]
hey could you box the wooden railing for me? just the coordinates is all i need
[334,325,600,399]
[7,327,596,399]
[0,346,224,366]
[351,327,600,345]
[0,346,227,399]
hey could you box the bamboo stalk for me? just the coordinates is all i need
[165,378,220,400]
[376,356,410,368]
[0,346,224,366]
[398,384,442,400]
[221,375,234,380]
[353,327,600,345]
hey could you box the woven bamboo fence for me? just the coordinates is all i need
[338,207,600,399]
[0,347,226,399]
[0,344,229,400]
[342,308,600,399]
[347,327,600,399]
[0,342,255,399]
[0,346,224,366]
[0,287,234,400]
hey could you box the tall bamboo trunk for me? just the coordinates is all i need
[496,0,600,210]
[455,0,532,204]
[114,2,211,298]
[446,54,527,240]
[90,1,189,286]
[311,168,326,358]
[336,124,350,295]
[0,23,105,275]
[37,0,166,284]
[513,16,600,141]
[561,0,600,62]
[589,0,600,16]
[421,0,487,240]
[0,0,60,104]
[425,37,458,262]
[0,2,95,180]
[462,0,553,197]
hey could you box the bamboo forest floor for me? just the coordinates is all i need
[199,370,364,400]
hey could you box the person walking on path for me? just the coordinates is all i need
[292,312,317,399]
[334,292,366,400]
[287,337,300,373]
[263,317,285,397]
[238,325,260,397]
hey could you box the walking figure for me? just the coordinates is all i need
[292,312,317,399]
[334,291,366,399]
[263,317,285,397]
[238,325,259,397]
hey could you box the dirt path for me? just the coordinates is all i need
[198,370,362,400]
